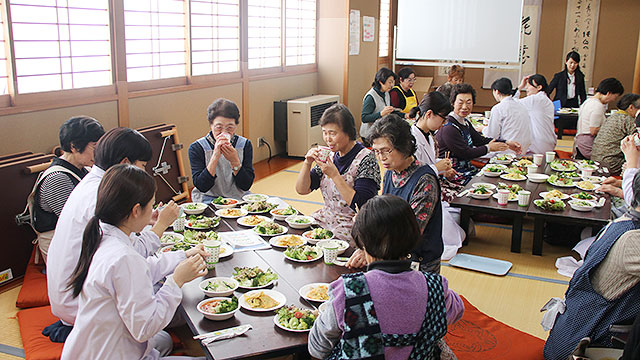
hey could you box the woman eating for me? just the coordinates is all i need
[189,98,255,202]
[575,78,624,159]
[435,83,521,183]
[355,115,443,273]
[28,116,104,264]
[513,74,557,154]
[483,77,532,153]
[360,67,398,142]
[308,194,464,359]
[296,104,380,243]
[389,67,418,116]
[61,164,206,359]
[547,51,587,108]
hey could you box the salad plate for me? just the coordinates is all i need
[160,231,184,246]
[157,242,193,254]
[198,296,239,321]
[180,202,208,215]
[199,277,239,297]
[270,206,298,221]
[570,192,598,201]
[241,201,278,214]
[534,198,566,211]
[302,228,334,244]
[183,229,218,245]
[549,160,577,172]
[285,215,315,229]
[253,221,288,237]
[211,197,240,209]
[547,174,575,188]
[232,266,278,289]
[273,305,317,332]
[472,182,496,190]
[185,215,220,230]
[568,200,596,212]
[283,245,322,262]
[242,194,270,203]
[469,186,492,200]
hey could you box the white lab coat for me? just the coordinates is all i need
[513,91,557,154]
[47,166,186,325]
[411,124,465,260]
[61,223,182,360]
[483,96,532,153]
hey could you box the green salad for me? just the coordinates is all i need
[242,201,277,213]
[183,229,218,244]
[200,296,238,314]
[290,216,311,224]
[162,242,192,252]
[548,173,574,186]
[276,305,317,331]
[304,228,333,240]
[573,191,596,200]
[187,215,220,229]
[563,171,581,178]
[184,203,205,210]
[254,221,284,235]
[550,160,577,172]
[211,197,237,205]
[484,165,504,173]
[272,206,297,216]
[161,233,181,244]
[472,185,491,194]
[284,245,321,261]
[232,266,278,287]
[534,198,565,211]
[203,279,236,292]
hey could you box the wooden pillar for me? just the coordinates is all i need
[634,29,640,94]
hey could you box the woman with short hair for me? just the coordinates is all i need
[308,194,464,359]
[189,98,255,202]
[296,104,380,243]
[436,64,465,100]
[514,74,557,154]
[360,67,399,141]
[389,67,418,116]
[29,116,105,264]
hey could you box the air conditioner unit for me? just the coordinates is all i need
[287,95,339,157]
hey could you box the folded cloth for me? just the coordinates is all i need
[42,320,72,343]
[556,256,583,278]
[540,297,566,331]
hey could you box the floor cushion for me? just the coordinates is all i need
[16,262,49,308]
[16,306,63,360]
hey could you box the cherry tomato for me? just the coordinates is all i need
[294,311,303,319]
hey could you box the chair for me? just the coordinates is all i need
[553,100,561,120]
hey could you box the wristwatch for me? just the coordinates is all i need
[232,164,241,171]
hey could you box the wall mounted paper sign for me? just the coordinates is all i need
[362,16,375,42]
[349,9,360,55]
[563,0,600,87]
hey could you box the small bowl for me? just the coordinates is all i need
[197,297,239,321]
[470,190,493,200]
[180,202,208,215]
[285,215,315,229]
[318,302,329,313]
[270,207,298,221]
[483,170,502,177]
[316,239,349,255]
[302,229,334,244]
[527,173,550,183]
[583,176,605,184]
[212,198,240,209]
[242,194,269,203]
[199,277,239,297]
[568,200,596,212]
[160,231,184,246]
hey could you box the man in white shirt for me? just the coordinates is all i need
[576,78,624,159]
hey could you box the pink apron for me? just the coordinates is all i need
[311,148,370,244]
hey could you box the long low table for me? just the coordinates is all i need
[450,159,611,255]
[180,209,357,360]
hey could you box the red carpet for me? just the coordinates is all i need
[445,296,545,360]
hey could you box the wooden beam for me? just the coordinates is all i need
[634,29,640,94]
[111,0,129,128]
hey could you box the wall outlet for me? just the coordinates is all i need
[257,137,267,147]
[0,268,13,284]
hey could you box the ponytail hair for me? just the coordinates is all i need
[491,77,516,96]
[528,74,549,95]
[68,164,156,297]
[417,91,453,119]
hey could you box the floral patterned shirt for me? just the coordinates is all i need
[391,159,439,233]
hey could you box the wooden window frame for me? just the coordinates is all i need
[377,0,393,68]
[0,0,317,116]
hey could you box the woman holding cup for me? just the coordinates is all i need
[295,104,381,244]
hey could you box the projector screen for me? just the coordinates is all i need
[396,0,524,63]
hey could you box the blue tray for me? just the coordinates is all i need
[448,253,512,276]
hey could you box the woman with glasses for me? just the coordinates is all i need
[389,67,418,117]
[349,114,443,273]
[296,104,380,245]
[188,98,255,202]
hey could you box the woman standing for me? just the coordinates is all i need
[514,74,557,154]
[28,116,104,264]
[389,67,418,116]
[483,78,532,153]
[189,98,255,202]
[62,164,206,359]
[547,51,587,108]
[360,67,398,142]
[296,104,380,244]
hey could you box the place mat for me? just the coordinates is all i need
[445,296,544,360]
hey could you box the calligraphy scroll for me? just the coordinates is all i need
[563,0,600,87]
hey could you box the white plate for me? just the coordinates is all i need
[499,174,526,181]
[185,216,220,230]
[301,229,334,244]
[526,174,549,183]
[221,231,265,248]
[569,193,598,201]
[472,182,496,190]
[483,170,502,177]
[470,191,493,200]
[219,243,234,258]
[235,278,277,290]
[253,224,288,237]
[539,191,570,200]
[298,283,330,303]
[270,208,298,221]
[215,208,248,219]
[241,202,278,214]
[273,312,312,333]
[180,202,208,215]
[568,200,596,212]
[269,234,306,249]
[283,247,323,262]
[583,176,605,184]
[547,180,575,188]
[285,215,315,229]
[211,198,241,209]
[199,277,239,297]
[549,163,578,172]
[237,215,270,227]
[492,193,517,202]
[242,194,270,203]
[160,231,184,246]
[239,290,286,312]
[575,182,600,192]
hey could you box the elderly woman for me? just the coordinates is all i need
[296,104,380,243]
[308,195,463,360]
[360,67,399,142]
[544,170,640,360]
[514,74,557,154]
[484,77,531,153]
[389,67,418,116]
[436,64,464,101]
[548,51,587,108]
[28,116,105,264]
[189,98,255,202]
[350,114,443,273]
[591,94,640,175]
[435,83,521,183]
